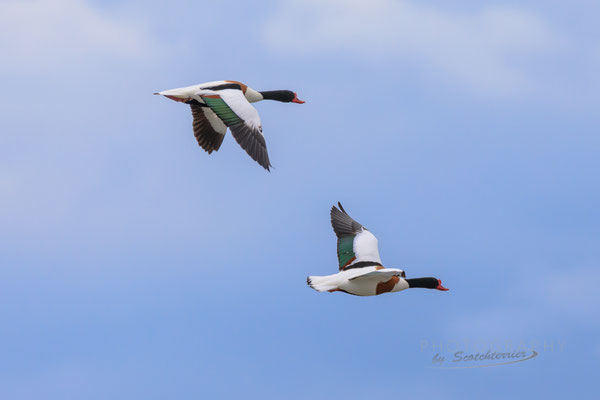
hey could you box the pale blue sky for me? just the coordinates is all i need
[1,0,599,398]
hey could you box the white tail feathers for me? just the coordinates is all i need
[307,275,339,292]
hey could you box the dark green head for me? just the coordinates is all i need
[406,277,449,291]
[260,90,305,103]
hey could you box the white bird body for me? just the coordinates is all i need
[307,203,449,297]
[308,267,409,296]
[157,80,263,103]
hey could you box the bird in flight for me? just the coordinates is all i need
[307,203,449,296]
[155,80,305,171]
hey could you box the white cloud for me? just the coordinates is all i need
[263,0,562,95]
[0,0,152,71]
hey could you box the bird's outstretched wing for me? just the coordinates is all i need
[196,88,271,170]
[189,102,227,154]
[330,202,382,271]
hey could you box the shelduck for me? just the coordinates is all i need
[155,80,304,171]
[307,203,449,296]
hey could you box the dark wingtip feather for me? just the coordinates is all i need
[330,204,341,220]
[330,202,364,238]
[259,158,272,172]
[229,123,272,171]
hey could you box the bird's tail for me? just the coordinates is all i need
[307,275,339,292]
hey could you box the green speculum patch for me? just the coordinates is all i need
[203,97,241,126]
[337,235,355,268]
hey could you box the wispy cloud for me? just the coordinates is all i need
[263,0,563,95]
[0,0,153,72]
[445,265,600,339]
